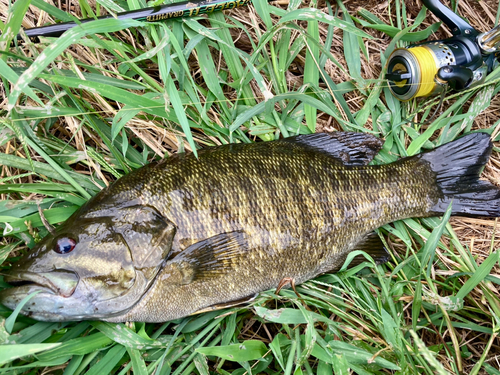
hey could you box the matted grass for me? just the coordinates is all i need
[1,0,500,373]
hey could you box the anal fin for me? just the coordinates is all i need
[349,231,390,268]
[329,232,390,272]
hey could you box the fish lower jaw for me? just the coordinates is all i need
[0,269,152,322]
[0,286,95,322]
[0,285,54,319]
[4,270,78,298]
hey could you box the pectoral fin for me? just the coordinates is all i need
[170,231,250,283]
[192,293,258,315]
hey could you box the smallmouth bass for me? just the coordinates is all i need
[1,132,499,322]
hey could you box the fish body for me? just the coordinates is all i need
[1,132,499,322]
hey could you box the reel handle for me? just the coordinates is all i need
[437,65,473,90]
[478,24,500,53]
[422,0,476,36]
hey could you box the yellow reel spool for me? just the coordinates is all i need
[408,46,438,97]
[386,45,446,101]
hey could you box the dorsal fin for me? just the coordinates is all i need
[279,132,383,166]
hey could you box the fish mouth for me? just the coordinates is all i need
[4,270,79,298]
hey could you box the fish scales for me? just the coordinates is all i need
[99,143,437,321]
[1,132,499,322]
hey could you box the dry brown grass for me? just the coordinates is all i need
[2,0,500,372]
[2,0,499,275]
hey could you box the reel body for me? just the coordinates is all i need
[386,0,498,101]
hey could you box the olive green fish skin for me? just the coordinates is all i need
[6,132,496,322]
[100,140,438,322]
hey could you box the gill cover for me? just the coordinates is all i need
[0,204,175,321]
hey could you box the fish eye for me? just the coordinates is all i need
[54,237,77,254]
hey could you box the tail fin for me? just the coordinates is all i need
[421,132,500,217]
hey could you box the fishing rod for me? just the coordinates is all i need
[15,0,253,42]
[385,0,500,101]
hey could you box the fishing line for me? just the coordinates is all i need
[401,83,449,126]
[407,47,438,98]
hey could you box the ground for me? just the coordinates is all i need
[0,0,500,374]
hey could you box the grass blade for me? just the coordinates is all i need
[0,343,61,365]
[456,251,500,301]
[7,18,144,109]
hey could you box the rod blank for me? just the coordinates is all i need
[17,0,253,42]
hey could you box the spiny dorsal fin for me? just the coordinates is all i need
[279,132,383,166]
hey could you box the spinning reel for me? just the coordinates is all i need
[385,0,500,101]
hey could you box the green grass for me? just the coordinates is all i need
[1,0,500,374]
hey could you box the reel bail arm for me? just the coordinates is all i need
[423,0,476,36]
